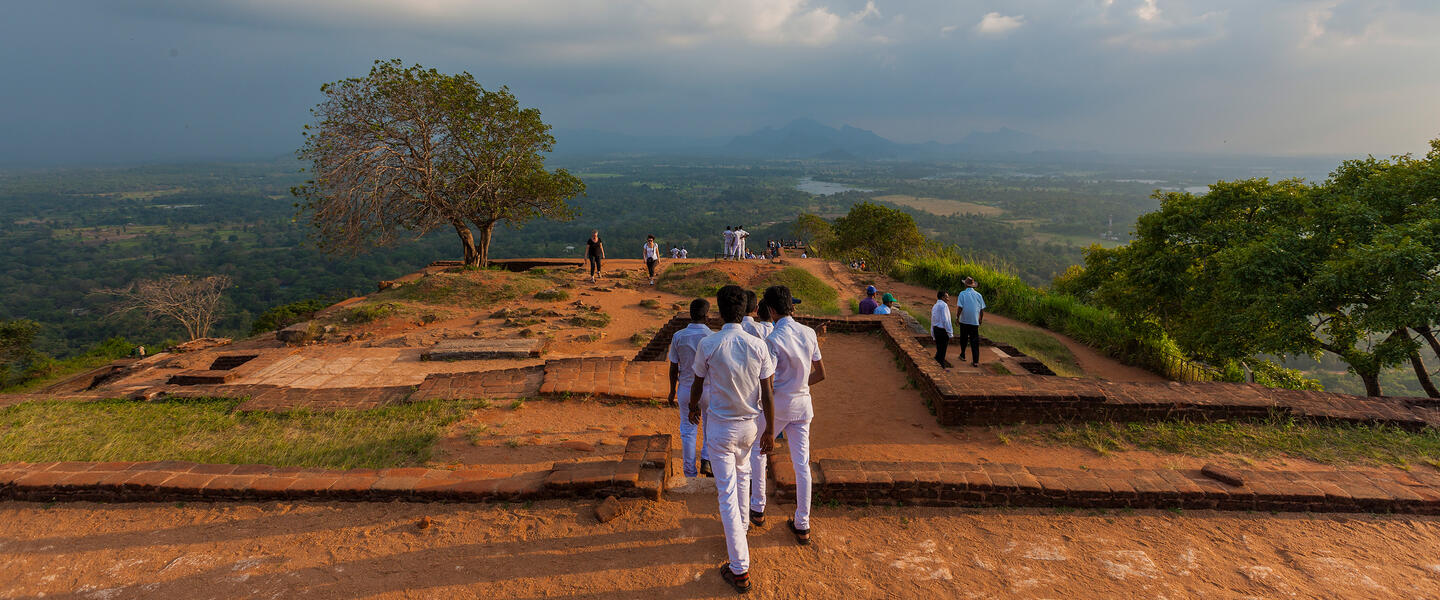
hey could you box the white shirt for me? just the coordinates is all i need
[667,322,713,389]
[741,316,773,339]
[679,249,688,258]
[723,230,735,247]
[765,316,822,421]
[670,247,680,258]
[643,242,659,260]
[692,323,776,422]
[931,299,953,337]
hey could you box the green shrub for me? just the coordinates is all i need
[250,297,338,335]
[534,288,569,301]
[343,302,398,324]
[755,267,840,316]
[656,263,735,298]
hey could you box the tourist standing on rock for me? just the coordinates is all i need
[955,276,986,368]
[670,244,681,259]
[723,226,735,260]
[873,292,897,315]
[689,284,775,594]
[668,298,715,478]
[748,284,823,546]
[932,290,954,369]
[679,246,688,259]
[858,285,879,314]
[585,230,605,283]
[643,234,661,286]
[734,225,749,260]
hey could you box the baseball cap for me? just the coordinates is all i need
[865,285,877,295]
[881,292,897,304]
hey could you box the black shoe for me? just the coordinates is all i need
[971,362,980,368]
[750,509,766,527]
[957,354,966,361]
[941,360,955,369]
[720,563,751,594]
[700,459,713,477]
[787,518,811,545]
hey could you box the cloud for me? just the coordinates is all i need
[975,12,1025,35]
[940,24,959,35]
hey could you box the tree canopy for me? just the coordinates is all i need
[830,201,925,272]
[1058,139,1440,396]
[294,59,584,267]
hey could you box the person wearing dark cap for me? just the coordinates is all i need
[858,285,879,314]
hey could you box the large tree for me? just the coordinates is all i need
[294,60,584,268]
[102,275,232,341]
[1061,140,1440,396]
[831,202,925,272]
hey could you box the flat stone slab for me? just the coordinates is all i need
[422,338,542,361]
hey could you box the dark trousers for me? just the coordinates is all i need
[933,326,950,364]
[646,258,657,278]
[958,323,980,362]
[588,255,602,276]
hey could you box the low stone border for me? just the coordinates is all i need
[0,435,672,504]
[765,455,1440,514]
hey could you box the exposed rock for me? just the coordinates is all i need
[1201,464,1244,487]
[416,516,434,530]
[560,441,595,452]
[377,280,402,291]
[595,496,626,523]
[169,337,233,353]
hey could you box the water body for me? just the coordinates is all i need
[796,177,872,195]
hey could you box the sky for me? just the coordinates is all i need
[2,0,1439,165]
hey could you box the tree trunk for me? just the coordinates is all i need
[1401,328,1440,398]
[1415,325,1440,359]
[452,221,479,267]
[476,220,497,268]
[1358,370,1382,397]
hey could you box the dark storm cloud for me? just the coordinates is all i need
[2,0,1437,165]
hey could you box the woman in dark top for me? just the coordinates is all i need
[586,230,605,282]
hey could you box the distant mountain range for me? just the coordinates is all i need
[553,118,1057,160]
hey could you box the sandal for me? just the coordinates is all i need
[749,509,766,527]
[787,518,811,545]
[720,562,751,594]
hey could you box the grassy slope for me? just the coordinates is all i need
[658,263,840,316]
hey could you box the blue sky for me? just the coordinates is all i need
[3,0,1438,164]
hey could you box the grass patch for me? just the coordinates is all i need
[568,311,612,328]
[657,263,736,298]
[982,323,1084,377]
[534,288,570,301]
[631,327,658,347]
[639,298,662,309]
[341,302,398,324]
[1036,417,1440,467]
[0,397,483,469]
[378,270,546,308]
[755,267,840,316]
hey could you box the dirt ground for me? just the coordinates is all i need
[3,498,1438,599]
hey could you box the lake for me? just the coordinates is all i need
[796,177,872,195]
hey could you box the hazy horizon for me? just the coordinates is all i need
[4,1,1439,166]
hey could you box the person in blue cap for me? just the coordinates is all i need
[857,285,878,314]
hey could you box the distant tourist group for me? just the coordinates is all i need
[667,284,824,593]
[856,280,986,369]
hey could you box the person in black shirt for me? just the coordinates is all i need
[585,230,605,282]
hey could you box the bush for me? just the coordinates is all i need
[250,297,338,335]
[343,303,398,324]
[534,288,569,301]
[755,267,839,316]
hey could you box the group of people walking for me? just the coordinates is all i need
[666,284,825,593]
[585,230,674,286]
[931,277,986,369]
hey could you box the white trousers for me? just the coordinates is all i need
[706,416,758,575]
[676,384,708,476]
[749,417,813,530]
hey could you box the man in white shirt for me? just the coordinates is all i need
[679,247,688,259]
[690,285,775,594]
[723,227,735,259]
[734,225,749,260]
[954,277,987,367]
[747,285,824,546]
[931,290,954,369]
[670,245,681,259]
[740,290,772,339]
[668,299,715,478]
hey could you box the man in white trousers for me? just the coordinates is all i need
[667,298,714,478]
[746,285,824,545]
[723,226,735,260]
[734,225,749,260]
[690,285,775,594]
